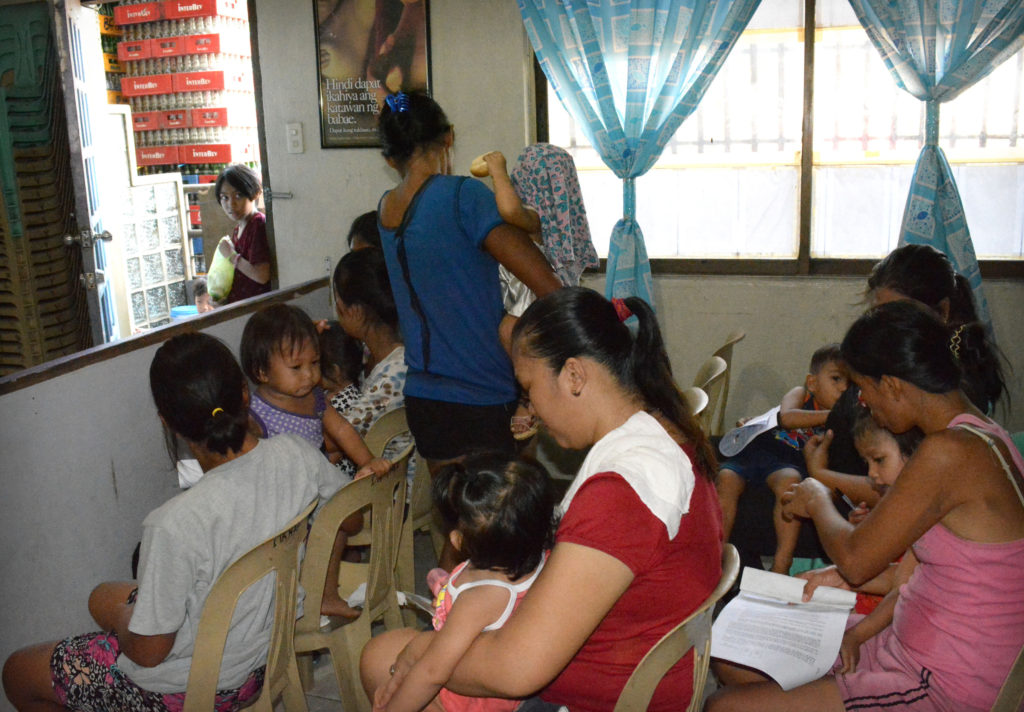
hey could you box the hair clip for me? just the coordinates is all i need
[385,92,409,114]
[611,297,632,323]
[949,324,965,361]
[211,407,225,417]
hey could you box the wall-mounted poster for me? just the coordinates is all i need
[313,0,431,148]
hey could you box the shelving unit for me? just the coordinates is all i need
[112,0,261,275]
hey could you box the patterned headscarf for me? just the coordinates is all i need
[510,143,599,286]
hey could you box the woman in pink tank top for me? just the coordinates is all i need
[709,300,1024,712]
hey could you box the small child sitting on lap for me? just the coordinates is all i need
[716,343,848,574]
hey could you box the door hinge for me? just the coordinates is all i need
[64,229,113,249]
[80,272,106,290]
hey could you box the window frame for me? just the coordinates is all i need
[533,0,1024,280]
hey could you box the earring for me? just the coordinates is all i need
[571,388,581,397]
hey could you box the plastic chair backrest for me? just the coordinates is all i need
[351,406,411,548]
[991,642,1024,712]
[692,356,727,435]
[294,445,412,712]
[682,386,709,418]
[183,499,317,712]
[364,407,410,457]
[711,331,746,437]
[613,543,740,712]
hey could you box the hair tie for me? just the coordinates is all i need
[949,324,965,361]
[211,407,225,418]
[385,92,409,114]
[611,297,632,323]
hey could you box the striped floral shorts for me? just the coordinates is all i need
[50,631,264,712]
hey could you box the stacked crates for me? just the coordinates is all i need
[0,4,92,375]
[114,0,260,183]
[99,6,125,104]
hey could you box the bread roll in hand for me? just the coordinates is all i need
[470,154,490,177]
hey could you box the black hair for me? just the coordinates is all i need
[865,244,1006,412]
[842,300,1000,404]
[851,405,923,459]
[347,211,381,250]
[192,277,208,299]
[215,163,262,202]
[319,320,363,387]
[512,287,716,478]
[809,343,843,375]
[377,91,452,169]
[332,247,399,332]
[240,303,319,383]
[433,452,557,579]
[150,332,248,456]
[867,244,978,325]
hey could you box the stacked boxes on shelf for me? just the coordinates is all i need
[99,6,125,104]
[114,0,259,182]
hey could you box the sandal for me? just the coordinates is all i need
[511,414,540,441]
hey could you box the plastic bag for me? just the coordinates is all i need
[207,236,235,302]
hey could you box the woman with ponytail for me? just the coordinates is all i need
[3,333,345,711]
[709,300,1024,712]
[363,287,722,712]
[375,92,561,520]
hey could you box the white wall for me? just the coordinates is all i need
[0,288,331,711]
[254,0,535,287]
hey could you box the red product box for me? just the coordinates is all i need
[114,3,163,25]
[180,143,231,164]
[151,36,185,57]
[190,107,227,127]
[117,40,151,61]
[120,74,174,97]
[184,33,220,55]
[137,145,180,166]
[162,0,247,20]
[132,111,161,132]
[188,205,202,225]
[172,70,224,93]
[198,174,217,183]
[159,110,191,129]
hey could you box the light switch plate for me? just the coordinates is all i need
[286,122,304,154]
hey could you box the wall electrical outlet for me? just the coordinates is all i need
[286,122,304,154]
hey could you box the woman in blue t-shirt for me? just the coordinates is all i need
[375,91,560,566]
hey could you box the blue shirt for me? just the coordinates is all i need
[378,175,516,405]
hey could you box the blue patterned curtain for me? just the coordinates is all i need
[518,0,761,306]
[848,0,1024,329]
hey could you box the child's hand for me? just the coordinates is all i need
[482,151,508,178]
[797,565,851,602]
[355,457,392,480]
[803,429,833,476]
[314,319,330,333]
[848,502,871,524]
[838,629,863,673]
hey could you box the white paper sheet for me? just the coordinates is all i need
[711,568,856,690]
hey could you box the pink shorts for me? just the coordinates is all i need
[832,617,963,712]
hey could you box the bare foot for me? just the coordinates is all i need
[321,594,361,619]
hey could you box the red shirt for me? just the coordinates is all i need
[542,451,723,712]
[225,211,270,303]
